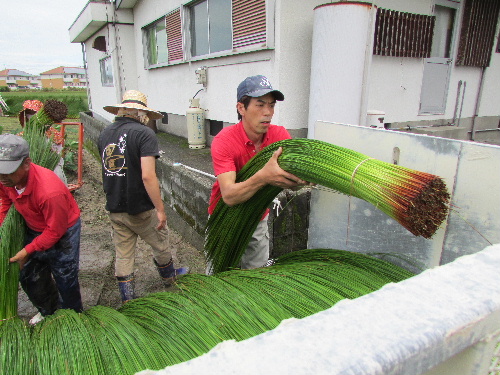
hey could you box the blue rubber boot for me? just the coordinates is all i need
[117,274,136,303]
[154,258,189,286]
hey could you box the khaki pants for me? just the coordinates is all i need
[109,209,171,277]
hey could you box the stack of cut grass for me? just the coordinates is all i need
[0,249,414,374]
[205,139,450,273]
[0,109,64,325]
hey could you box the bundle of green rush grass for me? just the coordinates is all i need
[26,99,68,129]
[1,249,414,374]
[0,122,61,326]
[205,138,450,273]
[0,208,25,326]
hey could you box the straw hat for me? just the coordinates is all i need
[103,90,163,120]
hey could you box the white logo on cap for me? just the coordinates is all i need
[0,145,15,160]
[259,77,272,88]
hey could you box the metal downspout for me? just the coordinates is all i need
[81,42,92,112]
[358,3,377,127]
[470,67,485,141]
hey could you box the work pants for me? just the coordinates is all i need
[21,219,83,316]
[109,209,172,277]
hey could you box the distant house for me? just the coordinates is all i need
[40,66,88,89]
[0,69,40,90]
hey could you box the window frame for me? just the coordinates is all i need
[143,16,169,68]
[187,0,233,59]
[143,0,274,69]
[99,55,114,87]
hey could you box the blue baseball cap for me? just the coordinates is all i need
[237,75,284,102]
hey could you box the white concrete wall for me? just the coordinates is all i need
[84,27,118,122]
[75,0,500,136]
[118,0,323,136]
[83,21,138,123]
[366,0,500,125]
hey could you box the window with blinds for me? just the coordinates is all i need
[232,0,266,49]
[373,8,435,58]
[166,9,183,63]
[143,0,269,67]
[456,0,500,67]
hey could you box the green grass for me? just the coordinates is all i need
[0,90,88,118]
[0,115,81,172]
[0,116,79,142]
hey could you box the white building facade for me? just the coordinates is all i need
[69,0,500,144]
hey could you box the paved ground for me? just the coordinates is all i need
[17,148,207,320]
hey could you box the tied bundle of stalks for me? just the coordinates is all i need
[0,208,25,326]
[27,99,68,129]
[205,138,450,273]
[1,249,414,374]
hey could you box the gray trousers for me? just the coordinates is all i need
[240,216,269,269]
[205,216,269,274]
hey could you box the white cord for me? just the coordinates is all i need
[272,198,282,217]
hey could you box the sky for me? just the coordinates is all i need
[1,0,90,75]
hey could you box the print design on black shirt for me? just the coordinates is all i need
[102,134,127,176]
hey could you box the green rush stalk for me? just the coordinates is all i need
[0,208,25,326]
[205,139,450,273]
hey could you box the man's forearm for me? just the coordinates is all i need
[143,175,165,213]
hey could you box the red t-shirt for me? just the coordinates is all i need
[208,121,291,215]
[0,163,81,254]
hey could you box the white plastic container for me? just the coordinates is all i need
[186,98,206,149]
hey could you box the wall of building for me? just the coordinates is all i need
[84,23,138,122]
[77,0,500,143]
[88,0,325,140]
[41,78,64,89]
[365,0,500,139]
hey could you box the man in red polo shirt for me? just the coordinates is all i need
[208,75,308,272]
[0,134,83,324]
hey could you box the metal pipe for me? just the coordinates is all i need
[452,80,462,125]
[173,163,216,179]
[470,67,486,141]
[457,81,466,128]
[468,128,500,133]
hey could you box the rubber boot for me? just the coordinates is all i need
[154,258,189,286]
[117,274,136,303]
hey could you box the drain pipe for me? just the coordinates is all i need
[457,81,466,128]
[452,80,462,126]
[470,67,486,141]
[173,163,216,179]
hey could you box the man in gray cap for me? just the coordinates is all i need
[0,134,83,324]
[207,75,309,273]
